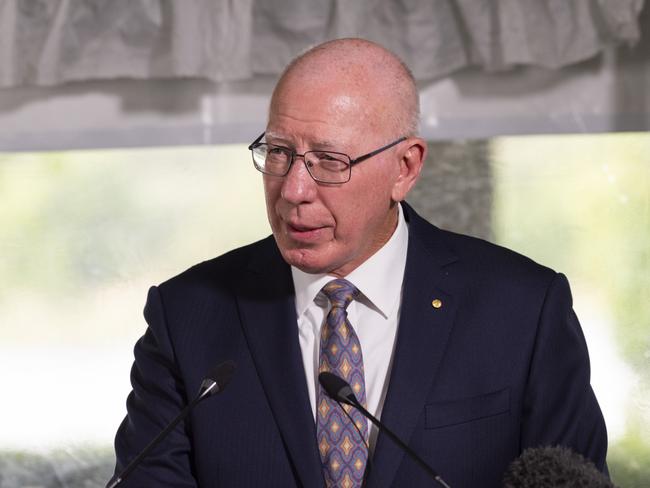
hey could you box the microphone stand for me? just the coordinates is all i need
[349,399,450,488]
[319,372,451,488]
[108,384,216,488]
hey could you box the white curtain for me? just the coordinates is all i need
[0,0,644,88]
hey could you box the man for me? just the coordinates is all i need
[111,38,608,487]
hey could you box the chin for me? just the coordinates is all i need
[282,250,324,274]
[279,246,334,275]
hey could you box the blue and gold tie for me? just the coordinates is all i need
[317,279,368,488]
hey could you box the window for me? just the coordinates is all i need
[1,133,648,486]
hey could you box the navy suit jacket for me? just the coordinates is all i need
[112,203,608,487]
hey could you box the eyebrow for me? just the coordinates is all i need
[312,139,342,150]
[264,133,345,152]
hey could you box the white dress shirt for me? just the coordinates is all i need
[291,204,409,451]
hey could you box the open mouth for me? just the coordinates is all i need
[286,222,327,241]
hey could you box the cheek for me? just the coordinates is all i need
[327,189,382,239]
[264,176,282,200]
[337,169,396,231]
[263,181,281,221]
[263,176,275,198]
[352,169,395,209]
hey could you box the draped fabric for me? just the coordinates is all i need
[0,0,644,88]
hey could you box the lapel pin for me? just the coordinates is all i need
[431,298,442,309]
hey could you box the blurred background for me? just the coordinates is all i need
[0,1,649,487]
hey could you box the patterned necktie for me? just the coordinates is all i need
[317,279,368,488]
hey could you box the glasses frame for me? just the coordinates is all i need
[248,132,407,184]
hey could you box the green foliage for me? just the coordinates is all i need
[0,145,269,343]
[0,447,114,488]
[608,417,650,488]
[0,147,269,298]
[492,132,650,487]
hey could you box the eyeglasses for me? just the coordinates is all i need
[248,132,406,184]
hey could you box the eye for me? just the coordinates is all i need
[263,145,292,173]
[313,152,349,172]
[320,153,339,161]
[266,145,291,160]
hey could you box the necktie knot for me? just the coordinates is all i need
[322,279,359,310]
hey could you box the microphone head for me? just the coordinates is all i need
[200,360,236,397]
[502,446,616,488]
[318,372,357,406]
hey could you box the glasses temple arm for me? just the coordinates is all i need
[248,132,266,150]
[350,137,407,166]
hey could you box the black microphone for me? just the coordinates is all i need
[502,446,616,488]
[108,360,237,488]
[319,372,451,488]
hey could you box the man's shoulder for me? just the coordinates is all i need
[405,203,557,285]
[442,227,553,275]
[157,234,281,292]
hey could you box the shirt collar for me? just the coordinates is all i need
[291,203,409,319]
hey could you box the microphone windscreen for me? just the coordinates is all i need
[207,360,236,394]
[318,372,355,404]
[502,446,616,488]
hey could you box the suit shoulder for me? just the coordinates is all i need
[407,208,560,297]
[444,228,554,275]
[439,228,564,303]
[404,202,555,283]
[157,235,277,292]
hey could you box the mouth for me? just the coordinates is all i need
[285,222,328,242]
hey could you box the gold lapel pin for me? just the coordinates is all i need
[431,298,442,309]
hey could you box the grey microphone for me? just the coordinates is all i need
[502,446,616,487]
[107,360,236,488]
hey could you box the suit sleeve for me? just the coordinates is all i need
[521,273,608,470]
[109,286,199,487]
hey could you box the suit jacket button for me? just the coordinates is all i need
[431,299,442,309]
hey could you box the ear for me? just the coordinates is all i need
[391,137,426,202]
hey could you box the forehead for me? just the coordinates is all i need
[267,74,382,148]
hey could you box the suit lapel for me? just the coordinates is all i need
[236,238,324,488]
[366,205,459,488]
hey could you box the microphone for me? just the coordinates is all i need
[502,446,616,487]
[319,372,451,488]
[108,360,236,488]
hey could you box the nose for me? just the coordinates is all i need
[280,155,317,204]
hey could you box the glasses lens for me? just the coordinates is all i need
[306,151,350,183]
[252,144,291,176]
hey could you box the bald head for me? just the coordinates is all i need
[271,38,420,138]
[261,38,427,276]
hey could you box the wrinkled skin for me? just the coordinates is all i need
[263,46,426,277]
